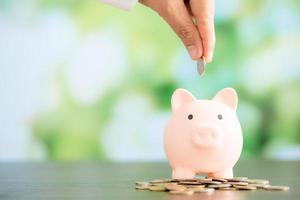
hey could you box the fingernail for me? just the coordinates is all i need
[187,45,198,60]
[206,51,213,63]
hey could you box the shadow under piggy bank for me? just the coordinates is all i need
[168,190,245,200]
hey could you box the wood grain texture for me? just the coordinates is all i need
[0,160,299,200]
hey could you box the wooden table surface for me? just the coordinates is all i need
[0,160,299,199]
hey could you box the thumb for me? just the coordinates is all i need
[159,0,203,60]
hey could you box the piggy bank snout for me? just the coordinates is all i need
[191,125,222,148]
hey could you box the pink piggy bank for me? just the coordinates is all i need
[164,88,243,179]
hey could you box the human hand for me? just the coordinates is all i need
[139,0,215,63]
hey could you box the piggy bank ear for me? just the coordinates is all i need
[171,89,196,111]
[213,88,238,111]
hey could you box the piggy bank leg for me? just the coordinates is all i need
[208,168,233,178]
[172,168,195,179]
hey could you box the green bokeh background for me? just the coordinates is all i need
[2,0,299,160]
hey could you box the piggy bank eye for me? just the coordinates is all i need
[188,114,193,120]
[218,114,223,120]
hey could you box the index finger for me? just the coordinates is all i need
[190,0,215,63]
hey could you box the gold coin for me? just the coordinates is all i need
[175,178,198,182]
[198,180,222,185]
[264,185,290,191]
[226,177,248,182]
[150,179,172,184]
[208,183,231,188]
[164,183,186,191]
[246,179,269,185]
[234,177,249,180]
[193,188,215,193]
[149,183,168,187]
[233,185,257,190]
[186,185,205,189]
[135,185,149,190]
[227,181,248,186]
[148,185,166,191]
[248,183,270,189]
[169,190,194,195]
[179,181,204,185]
[210,177,228,182]
[219,187,237,190]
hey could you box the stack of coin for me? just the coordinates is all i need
[135,177,290,195]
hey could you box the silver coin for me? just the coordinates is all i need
[197,57,206,75]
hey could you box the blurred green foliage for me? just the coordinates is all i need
[30,0,300,160]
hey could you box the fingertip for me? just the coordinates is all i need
[187,44,203,60]
[205,51,213,63]
[187,45,198,60]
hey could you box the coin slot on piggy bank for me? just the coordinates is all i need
[164,88,243,179]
